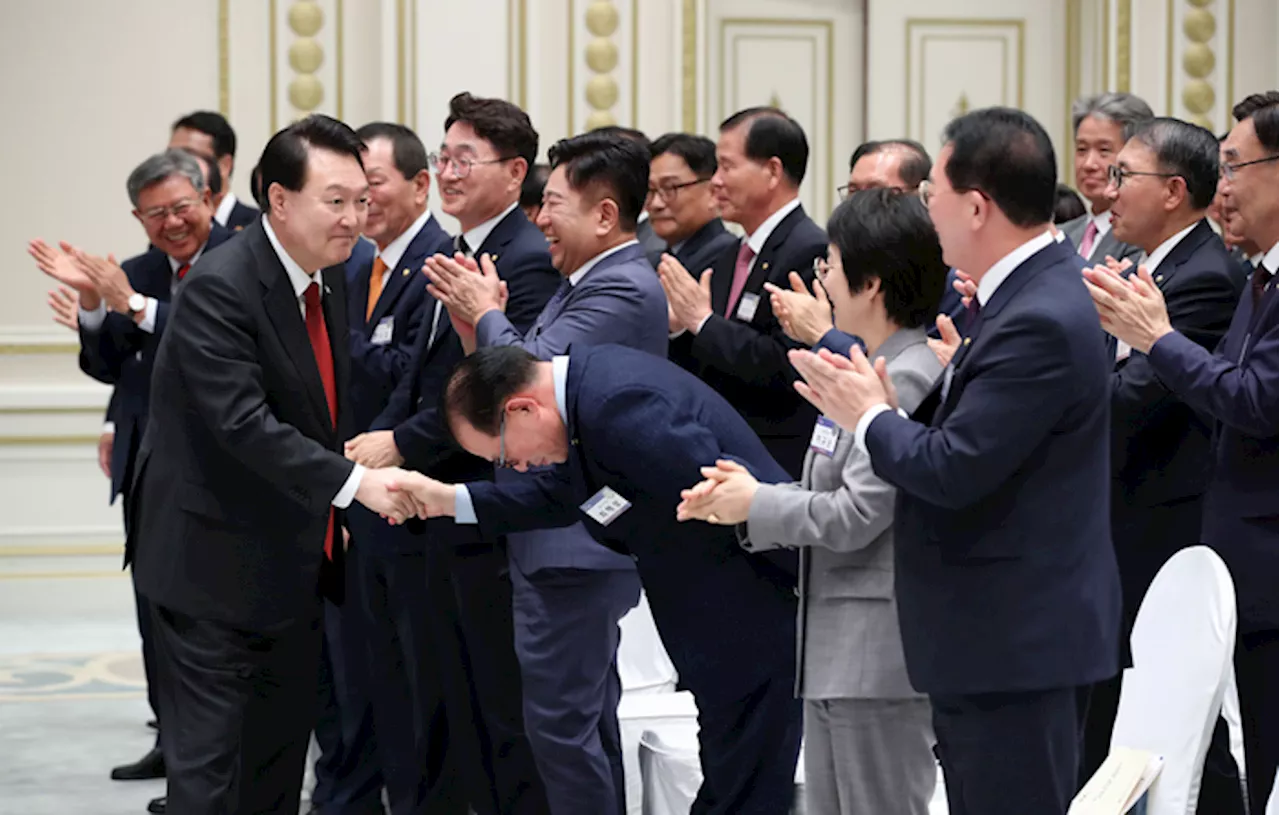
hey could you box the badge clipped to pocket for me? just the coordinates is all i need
[371,316,395,346]
[581,485,632,527]
[809,416,839,457]
[735,291,761,323]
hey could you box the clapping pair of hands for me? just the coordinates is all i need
[28,239,138,318]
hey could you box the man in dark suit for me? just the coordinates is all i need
[1059,93,1152,266]
[346,92,559,815]
[311,122,457,815]
[1076,118,1245,791]
[646,133,738,280]
[170,110,260,230]
[1085,91,1279,815]
[126,115,419,815]
[659,107,829,477]
[424,131,666,814]
[389,344,802,815]
[590,126,668,265]
[792,108,1122,814]
[29,148,234,797]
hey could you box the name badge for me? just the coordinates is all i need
[809,416,839,457]
[735,292,761,323]
[581,485,632,527]
[371,316,394,346]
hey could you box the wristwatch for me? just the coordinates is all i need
[126,293,146,318]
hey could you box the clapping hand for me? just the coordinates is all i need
[657,253,713,334]
[675,459,759,525]
[927,313,962,368]
[424,252,507,325]
[47,286,80,331]
[789,346,898,431]
[29,239,95,294]
[72,250,135,314]
[765,271,832,346]
[1082,262,1172,354]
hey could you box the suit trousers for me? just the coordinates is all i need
[356,544,467,815]
[149,598,323,815]
[424,542,549,815]
[802,697,936,815]
[1236,629,1278,814]
[510,565,641,815]
[313,549,384,815]
[690,673,803,815]
[931,686,1081,815]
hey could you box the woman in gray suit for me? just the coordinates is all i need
[677,189,947,815]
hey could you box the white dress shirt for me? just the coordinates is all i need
[262,218,365,508]
[854,229,1056,452]
[376,209,435,284]
[213,193,241,227]
[1262,243,1279,277]
[461,201,519,256]
[569,239,639,285]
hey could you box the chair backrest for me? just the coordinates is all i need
[639,729,702,815]
[1268,771,1279,815]
[1110,546,1238,815]
[618,591,679,693]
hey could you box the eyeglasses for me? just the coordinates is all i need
[140,198,199,223]
[838,182,909,200]
[647,178,710,203]
[1107,164,1180,189]
[428,152,517,179]
[1220,155,1279,181]
[812,257,830,281]
[917,179,988,206]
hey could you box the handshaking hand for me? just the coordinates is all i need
[384,470,458,519]
[354,466,423,524]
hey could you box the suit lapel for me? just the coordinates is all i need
[743,206,808,298]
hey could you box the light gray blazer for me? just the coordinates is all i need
[738,327,941,700]
[1061,212,1144,266]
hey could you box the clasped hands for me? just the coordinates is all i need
[28,239,136,315]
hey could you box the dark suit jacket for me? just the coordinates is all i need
[865,238,1122,695]
[372,205,560,468]
[224,197,260,231]
[670,218,738,278]
[79,223,236,501]
[464,344,797,700]
[475,241,668,573]
[345,237,377,285]
[1062,212,1143,266]
[635,216,667,267]
[1147,254,1278,634]
[669,204,828,477]
[127,220,356,629]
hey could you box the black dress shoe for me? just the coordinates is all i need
[110,747,165,780]
[147,796,166,814]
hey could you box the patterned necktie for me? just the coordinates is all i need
[1078,219,1099,259]
[176,263,191,281]
[725,241,756,316]
[366,257,387,321]
[962,297,981,333]
[303,282,337,560]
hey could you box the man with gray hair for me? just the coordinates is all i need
[28,147,235,808]
[1062,92,1153,264]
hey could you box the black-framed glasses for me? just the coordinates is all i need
[428,152,517,179]
[1221,155,1279,181]
[839,182,910,200]
[1107,164,1180,189]
[647,178,710,202]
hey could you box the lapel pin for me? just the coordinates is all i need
[761,262,770,271]
[402,268,410,277]
[963,337,972,346]
[1155,274,1164,283]
[491,254,500,263]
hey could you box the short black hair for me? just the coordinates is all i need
[650,133,718,177]
[444,92,539,171]
[547,131,651,231]
[258,115,365,200]
[172,110,238,160]
[942,107,1057,227]
[1053,183,1086,224]
[356,121,429,179]
[1232,91,1279,152]
[591,125,650,151]
[175,146,222,196]
[848,139,933,188]
[521,163,551,210]
[826,189,948,329]
[444,346,541,436]
[250,163,264,208]
[1130,117,1221,210]
[720,107,809,186]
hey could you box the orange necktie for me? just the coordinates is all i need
[366,257,388,321]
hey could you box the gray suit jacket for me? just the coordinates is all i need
[475,241,670,573]
[1061,212,1144,266]
[738,327,941,699]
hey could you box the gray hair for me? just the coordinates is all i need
[1071,92,1155,141]
[126,148,206,208]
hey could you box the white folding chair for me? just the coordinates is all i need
[1268,771,1279,815]
[618,591,679,695]
[620,691,699,815]
[639,727,702,815]
[1107,546,1238,814]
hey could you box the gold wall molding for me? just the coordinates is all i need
[1116,0,1132,91]
[1168,0,1230,130]
[218,0,229,116]
[508,0,528,108]
[270,0,279,131]
[681,0,697,131]
[1065,0,1082,181]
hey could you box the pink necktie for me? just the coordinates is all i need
[1078,219,1099,258]
[725,242,756,316]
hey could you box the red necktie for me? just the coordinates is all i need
[725,242,756,316]
[176,263,191,280]
[303,282,338,559]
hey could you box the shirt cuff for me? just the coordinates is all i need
[454,485,478,524]
[691,313,713,335]
[668,328,687,339]
[136,297,159,334]
[78,301,108,331]
[332,463,365,508]
[102,421,115,434]
[853,403,894,455]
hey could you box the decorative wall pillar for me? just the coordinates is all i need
[582,1,621,131]
[288,1,326,120]
[1174,0,1224,131]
